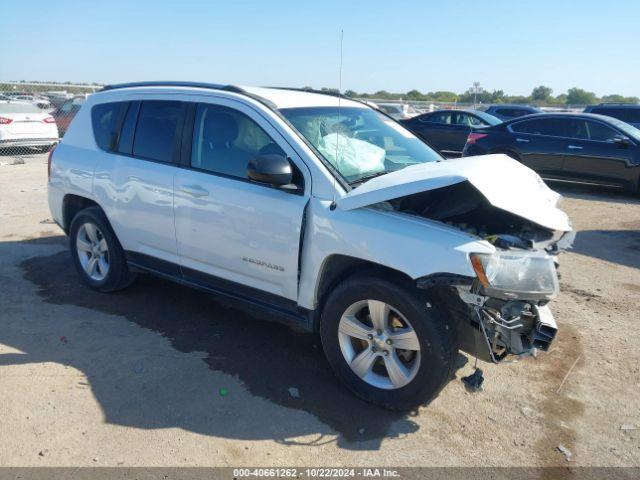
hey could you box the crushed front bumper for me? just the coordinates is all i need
[456,290,558,363]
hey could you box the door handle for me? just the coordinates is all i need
[180,184,209,197]
[568,145,583,150]
[516,138,530,143]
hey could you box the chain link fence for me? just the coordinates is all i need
[0,82,100,160]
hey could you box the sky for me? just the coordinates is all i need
[2,0,639,97]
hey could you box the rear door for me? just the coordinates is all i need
[413,111,459,156]
[92,97,185,271]
[449,112,490,155]
[173,97,310,303]
[562,118,637,187]
[508,117,569,177]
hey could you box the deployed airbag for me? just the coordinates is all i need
[318,133,386,179]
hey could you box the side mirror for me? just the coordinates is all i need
[613,135,631,148]
[247,154,293,187]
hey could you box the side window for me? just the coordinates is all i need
[454,113,484,126]
[495,108,514,118]
[132,101,182,163]
[511,118,567,136]
[566,119,589,140]
[499,108,529,118]
[585,120,618,142]
[429,112,452,124]
[591,107,616,116]
[91,102,123,151]
[452,113,469,126]
[510,118,544,134]
[191,104,285,180]
[590,107,640,123]
[60,100,74,113]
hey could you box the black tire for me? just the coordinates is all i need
[68,206,136,292]
[320,275,457,411]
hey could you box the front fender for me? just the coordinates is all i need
[297,197,493,310]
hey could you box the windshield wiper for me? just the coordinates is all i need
[349,170,389,186]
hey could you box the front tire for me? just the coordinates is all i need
[320,275,456,411]
[69,206,135,292]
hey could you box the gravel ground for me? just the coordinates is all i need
[0,155,638,467]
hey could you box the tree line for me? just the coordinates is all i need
[341,85,639,106]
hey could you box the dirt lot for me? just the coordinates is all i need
[0,154,639,467]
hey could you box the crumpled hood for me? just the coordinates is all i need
[337,154,572,232]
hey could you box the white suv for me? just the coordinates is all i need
[48,82,573,410]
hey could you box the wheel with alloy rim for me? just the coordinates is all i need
[338,299,421,390]
[321,275,456,411]
[69,206,135,292]
[76,223,110,281]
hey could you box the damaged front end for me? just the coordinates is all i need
[338,154,574,362]
[397,181,573,363]
[456,291,558,363]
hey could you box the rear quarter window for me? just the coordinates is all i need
[91,102,125,151]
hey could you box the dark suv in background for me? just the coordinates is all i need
[479,104,542,121]
[462,113,640,193]
[583,103,640,129]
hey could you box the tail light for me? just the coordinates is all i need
[43,117,56,123]
[47,144,57,181]
[466,132,488,145]
[0,117,13,124]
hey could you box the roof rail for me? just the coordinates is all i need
[101,81,235,92]
[597,102,639,106]
[99,81,278,109]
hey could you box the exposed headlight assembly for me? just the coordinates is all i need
[470,251,559,301]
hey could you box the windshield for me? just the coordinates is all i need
[280,106,441,184]
[607,117,640,142]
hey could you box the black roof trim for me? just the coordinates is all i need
[102,81,229,92]
[593,102,640,107]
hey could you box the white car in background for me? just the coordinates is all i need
[377,102,421,120]
[4,93,53,110]
[0,102,59,151]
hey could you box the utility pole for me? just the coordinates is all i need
[472,81,481,108]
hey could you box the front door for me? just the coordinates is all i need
[173,99,309,303]
[508,117,569,177]
[562,118,637,187]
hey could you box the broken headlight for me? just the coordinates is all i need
[470,251,559,301]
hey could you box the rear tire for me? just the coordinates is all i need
[320,275,456,411]
[69,206,136,292]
